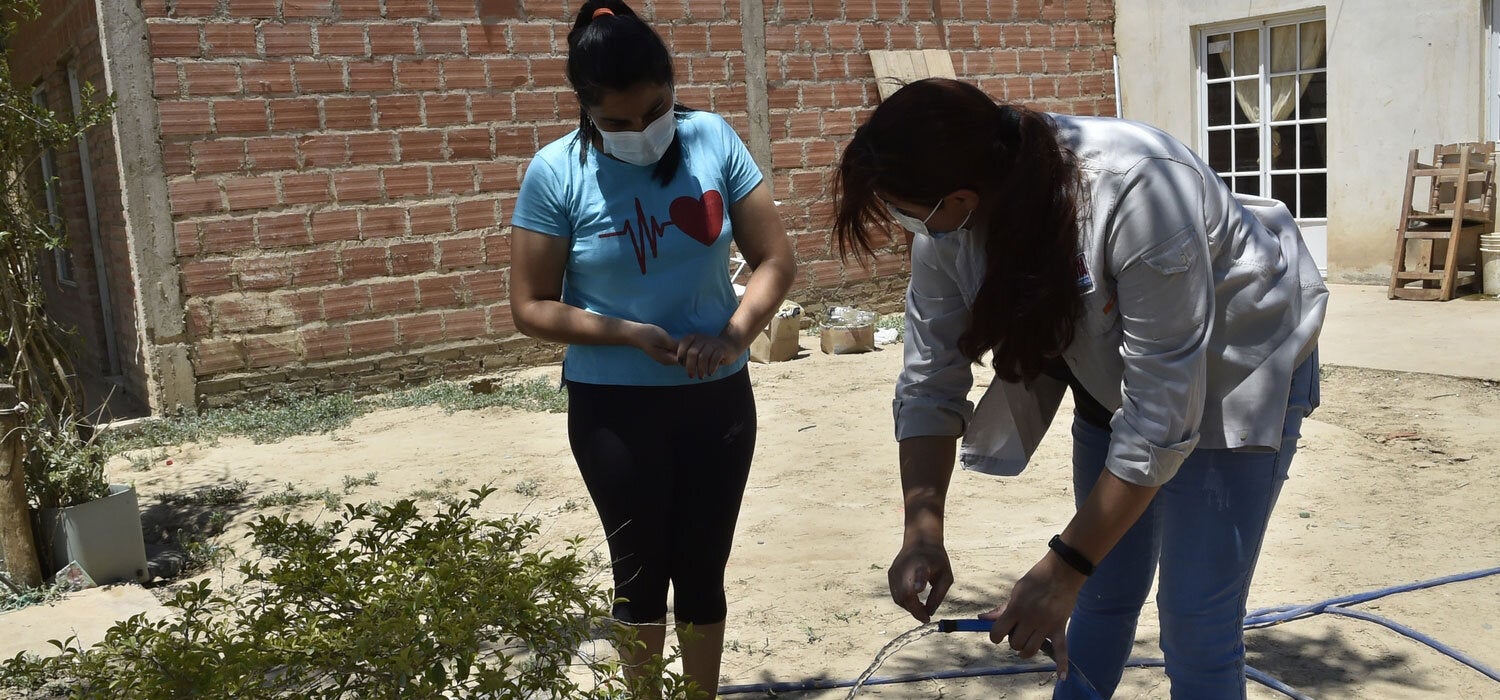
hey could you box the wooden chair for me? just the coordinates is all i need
[1389,142,1497,301]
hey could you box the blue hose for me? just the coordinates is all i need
[716,566,1500,697]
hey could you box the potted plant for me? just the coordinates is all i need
[0,0,142,586]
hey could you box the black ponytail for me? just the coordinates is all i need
[567,1,685,185]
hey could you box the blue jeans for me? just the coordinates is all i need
[1057,354,1318,700]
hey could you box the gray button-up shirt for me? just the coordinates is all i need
[893,115,1328,487]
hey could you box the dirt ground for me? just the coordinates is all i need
[114,344,1500,699]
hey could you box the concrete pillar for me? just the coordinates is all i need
[93,0,197,412]
[740,0,773,183]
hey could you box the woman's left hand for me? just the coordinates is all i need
[676,333,739,379]
[979,553,1088,679]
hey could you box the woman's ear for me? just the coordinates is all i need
[946,189,982,217]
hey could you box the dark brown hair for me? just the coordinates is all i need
[832,78,1083,383]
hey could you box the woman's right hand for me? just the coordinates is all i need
[888,536,954,623]
[625,322,679,366]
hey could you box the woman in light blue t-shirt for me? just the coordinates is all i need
[509,2,795,697]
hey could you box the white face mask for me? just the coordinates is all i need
[598,108,677,166]
[883,199,972,239]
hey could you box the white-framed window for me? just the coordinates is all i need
[32,84,74,287]
[1199,14,1328,222]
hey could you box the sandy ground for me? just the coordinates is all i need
[107,343,1500,699]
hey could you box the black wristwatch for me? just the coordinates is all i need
[1048,534,1095,577]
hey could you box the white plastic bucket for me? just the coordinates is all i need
[1483,234,1500,296]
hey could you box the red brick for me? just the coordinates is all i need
[370,280,420,313]
[227,0,277,18]
[183,63,240,95]
[482,232,510,266]
[454,199,496,231]
[176,221,202,256]
[437,235,482,270]
[341,246,389,280]
[256,212,311,248]
[295,61,346,92]
[200,217,257,253]
[468,23,507,53]
[409,203,453,236]
[385,0,433,19]
[324,285,373,320]
[509,24,552,53]
[488,303,516,336]
[153,63,182,97]
[446,127,490,159]
[182,259,235,295]
[341,0,383,17]
[420,24,465,54]
[164,142,193,176]
[424,94,469,126]
[511,91,555,121]
[282,0,333,16]
[281,172,331,205]
[324,96,374,129]
[244,333,301,368]
[462,269,505,303]
[442,58,487,89]
[399,129,445,162]
[184,300,213,335]
[470,94,508,122]
[530,56,567,87]
[347,318,398,353]
[375,95,422,127]
[298,134,349,168]
[396,59,442,90]
[243,63,294,94]
[369,24,419,55]
[170,179,223,215]
[347,61,396,91]
[214,99,269,134]
[310,209,361,243]
[417,275,464,308]
[195,338,245,374]
[434,0,477,19]
[149,23,202,58]
[231,258,292,293]
[193,140,246,174]
[143,0,170,16]
[300,326,350,361]
[204,24,257,57]
[477,161,520,192]
[442,307,487,339]
[382,165,429,198]
[291,250,340,285]
[398,311,445,345]
[333,169,384,201]
[159,100,215,135]
[389,241,436,274]
[671,26,710,53]
[317,25,367,56]
[269,98,321,131]
[431,164,474,194]
[224,176,278,211]
[349,133,397,165]
[262,24,314,56]
[246,136,300,171]
[360,207,407,238]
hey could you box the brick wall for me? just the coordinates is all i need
[10,0,146,412]
[141,0,1115,403]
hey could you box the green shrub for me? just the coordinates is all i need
[1,489,689,699]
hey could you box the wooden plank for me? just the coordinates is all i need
[1394,271,1446,280]
[1391,287,1444,301]
[868,49,958,102]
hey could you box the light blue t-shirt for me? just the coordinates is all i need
[511,111,764,386]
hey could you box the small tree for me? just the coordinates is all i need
[0,0,115,511]
[1,489,694,699]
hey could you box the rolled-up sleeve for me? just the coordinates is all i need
[1104,159,1214,486]
[894,235,975,441]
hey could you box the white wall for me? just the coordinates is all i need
[1114,1,1489,284]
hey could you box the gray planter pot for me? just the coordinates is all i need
[34,483,150,585]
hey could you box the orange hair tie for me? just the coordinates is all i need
[592,7,615,18]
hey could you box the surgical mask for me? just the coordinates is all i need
[598,108,677,166]
[883,199,972,239]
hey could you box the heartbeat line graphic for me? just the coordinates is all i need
[600,198,674,274]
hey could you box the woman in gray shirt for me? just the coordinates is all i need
[831,78,1326,698]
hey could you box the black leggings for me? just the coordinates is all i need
[566,368,756,625]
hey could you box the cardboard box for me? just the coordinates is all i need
[750,301,804,363]
[820,323,875,354]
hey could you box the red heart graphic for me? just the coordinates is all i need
[670,190,724,246]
